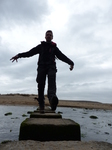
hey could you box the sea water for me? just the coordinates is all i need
[0,106,112,143]
[57,107,112,143]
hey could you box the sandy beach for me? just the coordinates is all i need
[0,94,112,110]
[0,94,112,150]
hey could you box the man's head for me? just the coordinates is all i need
[45,30,53,42]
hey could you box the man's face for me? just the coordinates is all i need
[45,32,53,42]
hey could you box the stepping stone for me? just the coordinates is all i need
[19,118,80,141]
[27,107,54,114]
[34,110,55,113]
[30,112,62,118]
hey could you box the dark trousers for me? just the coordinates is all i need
[36,66,57,107]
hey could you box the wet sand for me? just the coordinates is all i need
[0,141,112,150]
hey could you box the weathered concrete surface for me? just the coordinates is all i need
[19,118,80,141]
[34,109,55,113]
[30,112,62,118]
[0,141,112,150]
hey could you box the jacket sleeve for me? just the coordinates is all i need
[55,47,74,66]
[18,45,41,58]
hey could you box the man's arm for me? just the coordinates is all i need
[55,48,74,70]
[10,45,41,62]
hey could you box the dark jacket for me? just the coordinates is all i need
[18,41,74,68]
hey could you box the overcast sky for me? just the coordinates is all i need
[0,0,112,103]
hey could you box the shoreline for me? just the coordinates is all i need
[0,94,112,110]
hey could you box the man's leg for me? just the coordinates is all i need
[36,67,46,112]
[47,68,58,110]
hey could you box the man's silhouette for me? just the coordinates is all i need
[10,30,74,113]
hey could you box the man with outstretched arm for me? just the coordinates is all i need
[10,30,74,113]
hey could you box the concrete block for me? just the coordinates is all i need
[30,113,62,118]
[34,110,55,113]
[19,118,80,141]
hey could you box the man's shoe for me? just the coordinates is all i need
[50,96,58,111]
[35,98,44,113]
[38,105,44,113]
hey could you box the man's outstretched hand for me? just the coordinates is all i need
[10,55,19,62]
[70,65,74,71]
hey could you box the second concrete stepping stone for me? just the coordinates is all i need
[30,112,62,118]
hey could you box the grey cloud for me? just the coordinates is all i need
[57,79,112,102]
[66,2,112,43]
[68,12,97,37]
[0,0,49,29]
